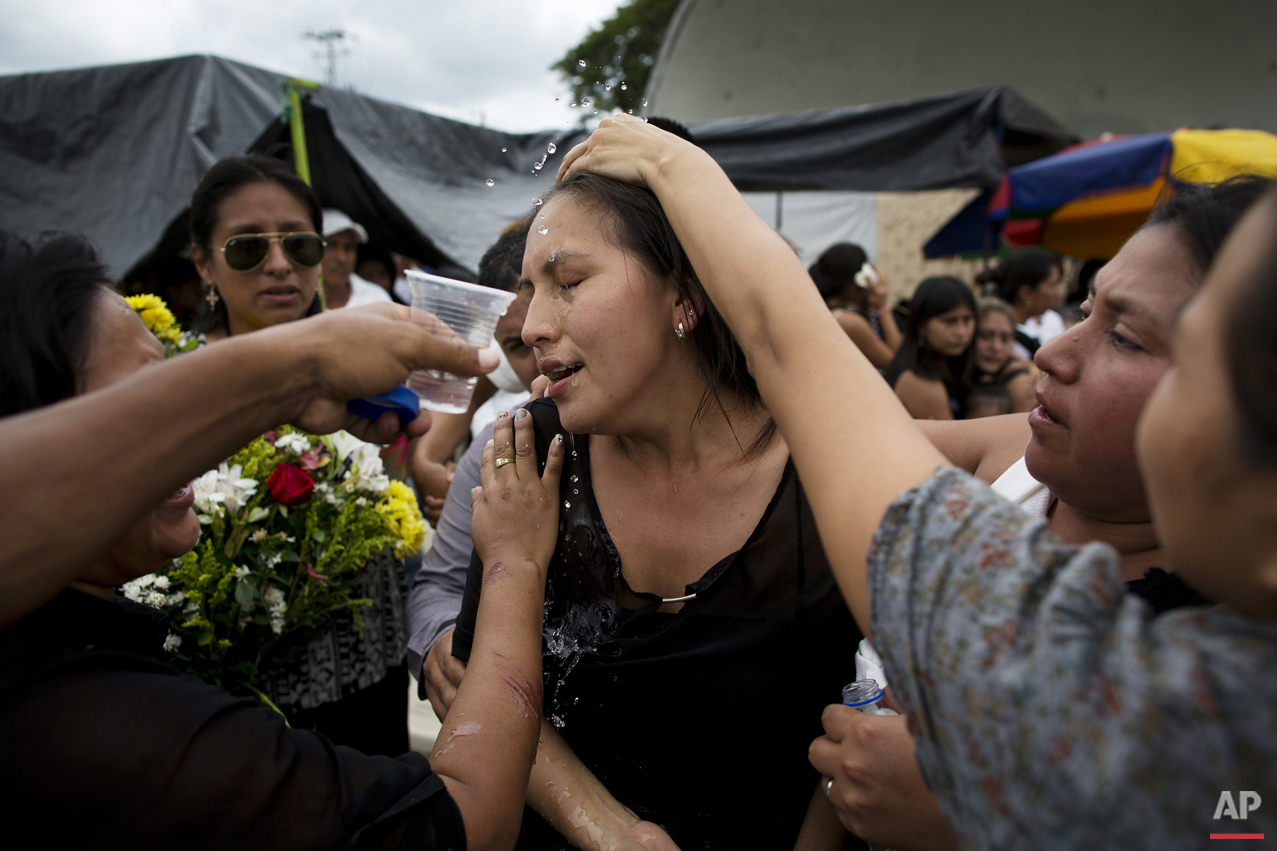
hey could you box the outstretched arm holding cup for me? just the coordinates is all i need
[0,303,496,627]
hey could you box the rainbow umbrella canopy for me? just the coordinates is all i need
[926,129,1277,260]
[991,129,1277,259]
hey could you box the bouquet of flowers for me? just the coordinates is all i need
[124,426,426,700]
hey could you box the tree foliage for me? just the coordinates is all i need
[551,0,682,120]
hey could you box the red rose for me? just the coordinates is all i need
[266,463,314,506]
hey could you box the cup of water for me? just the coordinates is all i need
[405,270,516,413]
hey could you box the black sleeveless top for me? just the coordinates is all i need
[453,399,861,850]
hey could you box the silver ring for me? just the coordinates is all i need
[824,777,834,802]
[494,457,511,469]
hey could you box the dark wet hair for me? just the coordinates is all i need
[1226,188,1277,466]
[188,155,323,334]
[884,276,977,407]
[977,248,1062,306]
[540,171,774,455]
[809,242,871,312]
[0,231,110,416]
[1145,175,1273,272]
[477,220,531,292]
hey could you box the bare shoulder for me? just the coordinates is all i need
[915,414,1031,481]
[894,371,952,421]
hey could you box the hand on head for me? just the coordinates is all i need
[556,113,701,189]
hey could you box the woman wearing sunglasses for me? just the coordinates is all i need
[188,155,413,757]
[191,156,326,339]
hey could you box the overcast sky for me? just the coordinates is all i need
[0,0,624,132]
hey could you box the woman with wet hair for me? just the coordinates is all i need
[883,276,977,419]
[555,115,1277,849]
[809,242,902,368]
[445,172,859,849]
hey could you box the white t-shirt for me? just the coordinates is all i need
[989,455,1052,517]
[340,272,393,308]
[1013,309,1065,359]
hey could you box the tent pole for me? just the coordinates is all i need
[282,77,322,305]
[283,78,320,187]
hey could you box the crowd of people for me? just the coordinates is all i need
[0,112,1274,851]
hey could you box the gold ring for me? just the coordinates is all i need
[494,457,511,468]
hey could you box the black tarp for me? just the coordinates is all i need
[0,55,1072,280]
[689,86,1074,193]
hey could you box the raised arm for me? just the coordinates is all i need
[558,118,945,633]
[0,304,496,628]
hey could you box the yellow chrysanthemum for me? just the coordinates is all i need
[381,479,427,559]
[125,294,186,350]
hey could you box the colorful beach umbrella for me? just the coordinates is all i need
[925,129,1277,260]
[991,129,1277,259]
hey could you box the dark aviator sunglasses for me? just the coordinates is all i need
[213,232,327,272]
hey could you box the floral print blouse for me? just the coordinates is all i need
[867,467,1277,849]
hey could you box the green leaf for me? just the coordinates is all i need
[197,631,214,646]
[234,580,256,609]
[280,549,300,563]
[279,504,288,518]
[312,528,327,543]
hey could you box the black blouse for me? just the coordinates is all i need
[0,588,464,851]
[454,399,860,850]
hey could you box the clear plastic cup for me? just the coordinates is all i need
[405,270,516,413]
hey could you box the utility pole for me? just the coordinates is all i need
[305,29,350,88]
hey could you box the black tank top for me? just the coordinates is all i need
[453,399,861,849]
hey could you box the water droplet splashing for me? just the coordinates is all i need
[564,501,571,509]
[485,179,494,187]
[581,97,591,107]
[532,198,543,207]
[578,59,587,67]
[621,83,628,91]
[642,99,648,106]
[500,146,507,153]
[538,225,549,235]
[547,142,557,154]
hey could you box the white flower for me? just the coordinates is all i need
[331,431,390,494]
[152,575,170,590]
[250,529,267,544]
[191,463,259,517]
[355,497,368,507]
[263,584,288,636]
[162,632,182,653]
[329,430,365,463]
[274,432,312,455]
[120,575,153,603]
[234,565,251,578]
